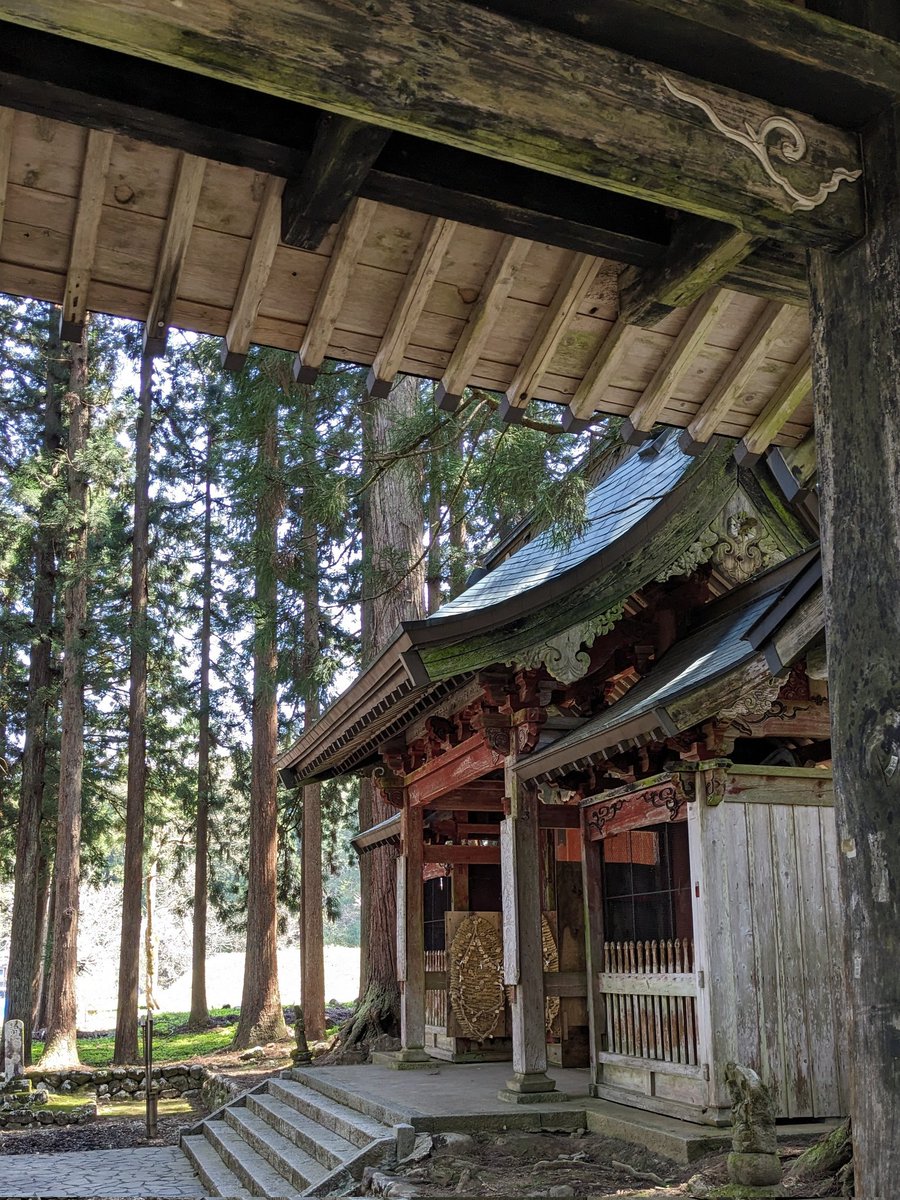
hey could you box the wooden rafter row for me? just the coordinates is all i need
[621,288,734,444]
[679,300,796,453]
[366,215,456,398]
[0,108,13,248]
[222,174,285,371]
[436,235,532,413]
[735,349,813,464]
[60,129,114,342]
[143,152,206,358]
[500,252,599,422]
[563,318,633,432]
[294,196,378,384]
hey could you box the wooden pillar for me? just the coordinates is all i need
[396,802,430,1066]
[498,763,563,1102]
[579,812,605,1096]
[808,103,900,1196]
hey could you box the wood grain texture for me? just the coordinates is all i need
[0,0,865,243]
[808,98,900,1195]
[143,152,205,356]
[60,128,113,340]
[222,173,284,369]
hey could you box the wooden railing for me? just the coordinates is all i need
[599,938,699,1067]
[425,950,448,1029]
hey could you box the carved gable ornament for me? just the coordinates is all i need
[656,493,786,588]
[505,603,626,685]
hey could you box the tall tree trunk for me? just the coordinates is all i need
[114,352,153,1064]
[144,851,159,1011]
[233,384,289,1049]
[29,854,52,1032]
[300,401,325,1041]
[347,375,425,1046]
[5,313,64,1063]
[449,437,468,599]
[33,864,55,1032]
[39,326,90,1069]
[188,418,214,1030]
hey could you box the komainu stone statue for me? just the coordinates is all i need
[725,1062,782,1189]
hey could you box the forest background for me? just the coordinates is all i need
[0,295,603,1064]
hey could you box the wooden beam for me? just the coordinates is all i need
[366,215,455,397]
[538,804,581,829]
[282,113,390,250]
[500,252,598,422]
[60,128,113,342]
[620,288,734,444]
[678,300,795,453]
[221,173,284,370]
[0,0,864,246]
[562,317,632,431]
[143,152,205,357]
[0,107,13,249]
[618,215,757,328]
[435,235,532,412]
[423,843,500,865]
[469,0,900,126]
[734,348,812,464]
[293,197,377,384]
[406,732,508,807]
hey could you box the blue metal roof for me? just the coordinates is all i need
[427,429,700,621]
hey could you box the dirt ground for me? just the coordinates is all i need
[374,1127,837,1199]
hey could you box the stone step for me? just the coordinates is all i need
[269,1077,391,1149]
[204,1116,301,1198]
[289,1075,405,1128]
[182,1132,255,1199]
[246,1091,358,1170]
[224,1106,329,1194]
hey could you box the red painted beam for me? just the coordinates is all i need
[406,732,507,807]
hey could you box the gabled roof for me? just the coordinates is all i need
[517,548,822,782]
[277,432,809,787]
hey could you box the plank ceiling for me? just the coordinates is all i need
[0,107,813,455]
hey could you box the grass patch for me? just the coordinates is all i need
[33,1008,239,1067]
[40,1091,96,1113]
[99,1096,195,1119]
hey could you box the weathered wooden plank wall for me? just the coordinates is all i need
[697,781,847,1119]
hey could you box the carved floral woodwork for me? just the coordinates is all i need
[717,675,785,735]
[656,493,786,588]
[584,775,689,838]
[504,603,626,685]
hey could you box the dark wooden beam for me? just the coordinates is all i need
[0,0,864,245]
[282,113,390,250]
[618,215,757,328]
[466,0,900,126]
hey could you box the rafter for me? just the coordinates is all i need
[143,152,205,358]
[0,108,13,250]
[222,174,285,371]
[562,318,633,432]
[734,348,813,463]
[618,215,756,327]
[293,197,377,384]
[621,288,734,444]
[282,113,390,250]
[435,235,532,412]
[499,252,599,423]
[0,0,864,245]
[366,215,456,398]
[60,129,113,342]
[678,300,796,453]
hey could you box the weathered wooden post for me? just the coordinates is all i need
[498,761,563,1103]
[395,801,430,1068]
[808,104,900,1196]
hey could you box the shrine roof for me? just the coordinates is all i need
[427,430,697,620]
[517,548,822,782]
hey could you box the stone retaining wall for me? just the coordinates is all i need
[29,1063,208,1102]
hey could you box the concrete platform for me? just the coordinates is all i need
[293,1063,839,1166]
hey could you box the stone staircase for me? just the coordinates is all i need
[181,1071,405,1198]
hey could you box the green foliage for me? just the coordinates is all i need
[33,1008,239,1065]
